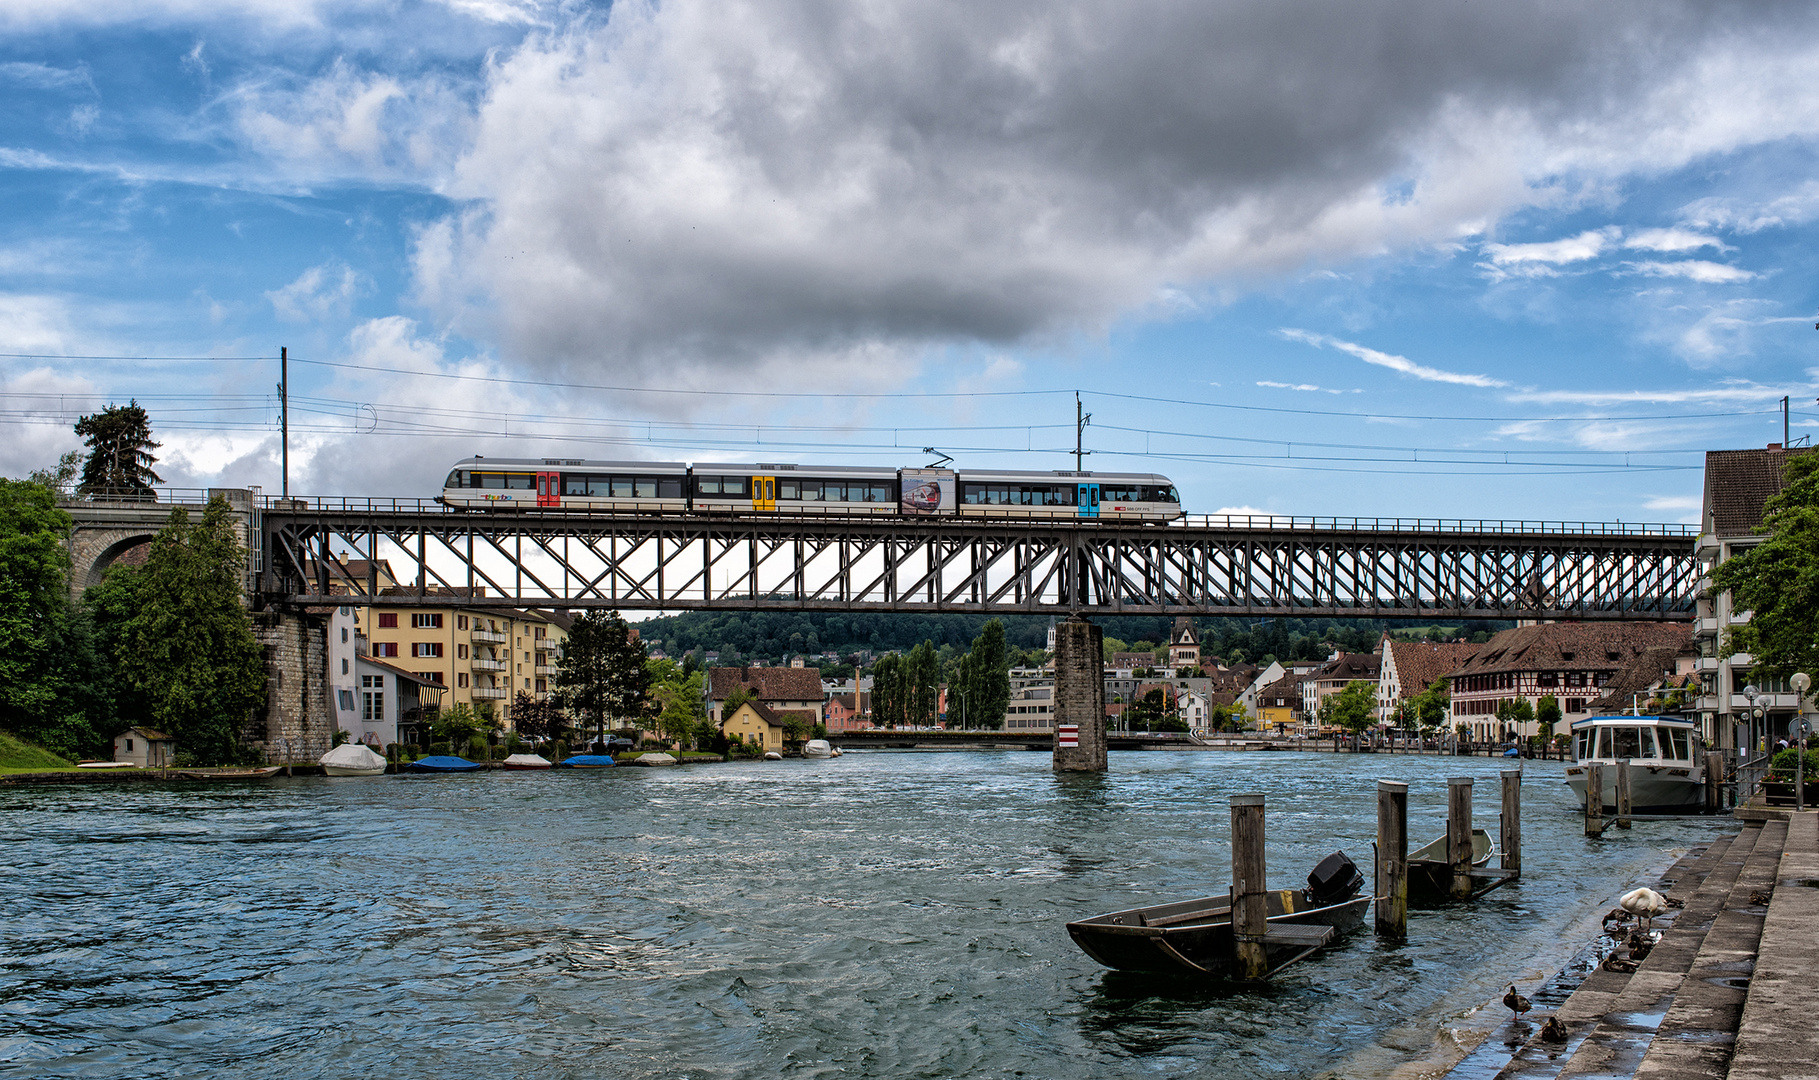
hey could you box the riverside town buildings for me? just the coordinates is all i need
[1694,445,1810,750]
[1446,621,1691,743]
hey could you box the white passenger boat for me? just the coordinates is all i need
[1563,714,1705,812]
[801,739,835,759]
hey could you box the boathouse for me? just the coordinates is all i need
[112,727,176,768]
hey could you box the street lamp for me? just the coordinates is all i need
[1743,683,1759,755]
[1792,673,1811,812]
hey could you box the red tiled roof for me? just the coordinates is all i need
[1385,640,1481,700]
[1313,652,1380,683]
[1705,447,1809,536]
[1589,645,1696,712]
[708,666,824,701]
[1450,623,1690,678]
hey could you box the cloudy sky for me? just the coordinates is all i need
[3,0,1818,523]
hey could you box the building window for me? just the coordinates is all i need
[457,672,470,688]
[340,627,348,643]
[534,626,546,639]
[458,615,468,630]
[412,613,444,629]
[363,692,382,721]
[1566,699,1586,713]
[373,642,398,657]
[535,678,547,693]
[417,672,441,684]
[338,689,355,712]
[125,738,134,752]
[378,613,398,628]
[412,642,444,658]
[341,658,349,675]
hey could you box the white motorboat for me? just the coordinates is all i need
[802,739,835,759]
[502,753,552,770]
[320,743,388,776]
[1564,714,1705,812]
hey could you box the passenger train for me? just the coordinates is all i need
[439,458,1184,521]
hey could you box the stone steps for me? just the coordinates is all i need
[1726,813,1819,1080]
[1487,825,1764,1080]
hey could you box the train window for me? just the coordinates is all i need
[820,481,846,501]
[659,478,682,498]
[778,480,800,499]
[866,483,893,503]
[635,478,657,498]
[606,477,629,498]
[504,473,534,489]
[445,471,464,489]
[696,476,720,495]
[478,473,506,489]
[723,477,749,497]
[563,475,590,496]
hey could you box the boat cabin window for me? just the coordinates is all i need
[1595,726,1656,760]
[1661,727,1691,760]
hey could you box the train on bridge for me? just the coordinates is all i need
[439,458,1184,522]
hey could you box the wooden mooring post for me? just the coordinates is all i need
[1230,793,1268,980]
[1585,763,1605,835]
[1500,769,1521,878]
[1447,776,1474,901]
[1704,750,1722,812]
[1376,780,1408,938]
[1615,759,1632,829]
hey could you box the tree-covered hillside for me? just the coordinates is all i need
[630,611,1509,667]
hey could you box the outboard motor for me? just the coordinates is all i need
[1305,850,1365,908]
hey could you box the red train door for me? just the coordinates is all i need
[536,471,561,508]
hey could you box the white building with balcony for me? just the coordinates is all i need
[1693,445,1809,750]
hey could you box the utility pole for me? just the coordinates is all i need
[279,346,289,499]
[1075,392,1091,474]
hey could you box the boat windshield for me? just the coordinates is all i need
[1661,727,1691,760]
[1595,726,1657,760]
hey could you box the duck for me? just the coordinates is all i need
[1626,930,1654,962]
[1602,955,1639,974]
[1748,889,1772,906]
[1503,985,1532,1019]
[1540,1017,1568,1044]
[1618,887,1668,931]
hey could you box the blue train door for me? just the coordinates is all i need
[1077,482,1099,518]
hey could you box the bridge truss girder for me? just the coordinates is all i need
[259,512,1697,619]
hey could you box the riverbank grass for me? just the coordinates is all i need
[0,730,78,773]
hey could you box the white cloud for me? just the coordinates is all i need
[1624,227,1726,253]
[1482,227,1617,266]
[1681,181,1819,233]
[409,2,1819,377]
[1642,494,1702,525]
[1257,380,1347,394]
[1212,505,1274,518]
[1624,259,1754,283]
[0,61,93,92]
[1277,328,1508,388]
[266,261,361,322]
[1508,378,1816,405]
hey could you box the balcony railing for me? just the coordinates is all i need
[534,664,556,676]
[1693,617,1719,637]
[471,628,508,644]
[1694,656,1720,673]
[470,686,509,700]
[470,658,508,672]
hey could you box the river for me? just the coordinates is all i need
[0,751,1731,1079]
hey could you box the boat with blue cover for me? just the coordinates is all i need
[407,755,484,773]
[558,754,616,769]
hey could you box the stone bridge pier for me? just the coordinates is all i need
[60,489,332,764]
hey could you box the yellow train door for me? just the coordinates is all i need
[752,475,777,512]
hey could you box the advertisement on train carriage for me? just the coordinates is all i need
[899,468,956,516]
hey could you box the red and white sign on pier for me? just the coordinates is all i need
[1057,723,1079,748]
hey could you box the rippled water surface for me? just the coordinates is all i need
[0,751,1731,1079]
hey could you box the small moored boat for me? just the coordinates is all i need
[625,752,677,767]
[320,743,388,776]
[557,754,616,769]
[802,739,835,759]
[501,753,552,770]
[407,755,484,773]
[1406,827,1494,906]
[1067,851,1368,977]
[175,766,283,780]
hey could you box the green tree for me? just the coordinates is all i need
[1711,453,1819,678]
[26,450,81,493]
[871,654,905,728]
[74,401,162,499]
[1125,687,1172,731]
[1494,697,1535,736]
[962,618,1010,731]
[652,666,707,747]
[0,479,110,757]
[1409,678,1451,732]
[433,701,497,746]
[1325,680,1377,734]
[553,610,653,744]
[96,496,266,764]
[1535,694,1561,742]
[509,691,566,743]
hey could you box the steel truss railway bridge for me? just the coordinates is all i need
[254,498,1700,620]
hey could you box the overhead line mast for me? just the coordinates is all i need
[1075,391,1091,474]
